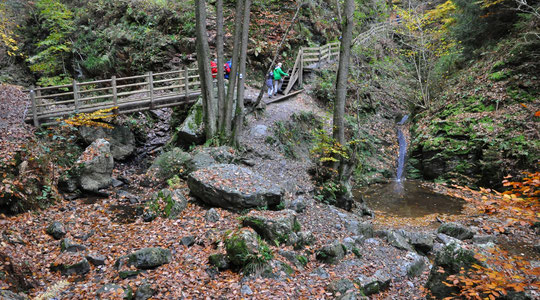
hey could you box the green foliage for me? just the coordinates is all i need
[312,69,336,104]
[296,255,308,267]
[145,190,175,218]
[489,70,510,81]
[266,111,323,159]
[27,0,74,85]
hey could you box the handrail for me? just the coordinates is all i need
[26,41,341,126]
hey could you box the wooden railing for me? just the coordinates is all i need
[26,41,341,126]
[27,67,202,126]
[283,42,340,95]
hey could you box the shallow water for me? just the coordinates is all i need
[355,180,465,218]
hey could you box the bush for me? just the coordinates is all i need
[312,69,336,104]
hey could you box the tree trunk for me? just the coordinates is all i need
[232,0,252,146]
[195,0,217,139]
[222,0,244,137]
[333,0,354,146]
[216,0,226,131]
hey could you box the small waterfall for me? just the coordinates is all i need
[396,115,408,181]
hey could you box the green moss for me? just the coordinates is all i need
[296,255,308,267]
[489,70,510,81]
[292,220,301,232]
[352,247,362,258]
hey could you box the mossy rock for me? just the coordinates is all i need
[224,228,273,270]
[241,210,299,245]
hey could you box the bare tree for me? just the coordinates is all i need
[222,0,244,137]
[195,0,217,139]
[232,0,252,146]
[333,0,354,147]
[216,0,226,131]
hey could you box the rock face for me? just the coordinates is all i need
[425,243,480,299]
[328,279,355,296]
[76,139,114,192]
[46,221,66,240]
[242,210,299,244]
[79,124,135,160]
[437,223,474,240]
[188,164,283,210]
[187,151,217,173]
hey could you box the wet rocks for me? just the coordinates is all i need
[437,222,474,240]
[46,221,66,240]
[425,243,480,299]
[404,252,429,278]
[76,139,114,192]
[79,124,135,160]
[316,242,346,264]
[288,231,315,249]
[241,210,299,244]
[357,270,392,296]
[385,230,414,252]
[188,164,283,210]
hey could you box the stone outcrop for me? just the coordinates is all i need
[79,124,135,160]
[242,210,299,244]
[76,139,114,192]
[188,164,283,210]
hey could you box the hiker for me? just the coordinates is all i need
[211,59,218,78]
[224,60,231,79]
[273,62,288,96]
[266,71,274,98]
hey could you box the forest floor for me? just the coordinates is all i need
[1,84,538,299]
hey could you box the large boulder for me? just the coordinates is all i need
[148,148,192,179]
[173,98,205,147]
[188,164,283,210]
[224,228,273,269]
[143,189,188,221]
[79,124,135,160]
[186,151,217,172]
[50,258,91,276]
[242,210,299,244]
[75,139,114,192]
[425,243,481,299]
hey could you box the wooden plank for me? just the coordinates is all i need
[154,85,182,92]
[153,77,185,84]
[77,78,112,86]
[184,66,189,99]
[36,99,75,107]
[35,90,75,99]
[78,86,113,94]
[116,74,148,81]
[78,94,114,103]
[265,89,304,105]
[116,81,148,90]
[153,69,182,76]
[112,76,118,114]
[34,84,71,91]
[299,48,303,88]
[116,89,150,97]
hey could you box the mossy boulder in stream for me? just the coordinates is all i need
[170,98,205,147]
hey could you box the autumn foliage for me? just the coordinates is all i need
[60,106,117,129]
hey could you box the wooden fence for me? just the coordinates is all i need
[26,41,341,126]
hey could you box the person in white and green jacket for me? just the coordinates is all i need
[273,63,288,96]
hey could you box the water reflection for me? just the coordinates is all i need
[355,180,465,218]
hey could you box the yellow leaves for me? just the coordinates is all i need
[60,107,118,129]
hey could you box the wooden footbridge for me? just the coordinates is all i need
[26,42,340,126]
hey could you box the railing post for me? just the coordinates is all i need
[30,86,38,127]
[112,76,118,113]
[148,71,155,109]
[299,48,303,88]
[73,79,80,113]
[36,89,42,113]
[184,66,189,99]
[318,47,322,69]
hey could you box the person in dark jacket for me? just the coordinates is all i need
[273,63,288,96]
[266,71,274,98]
